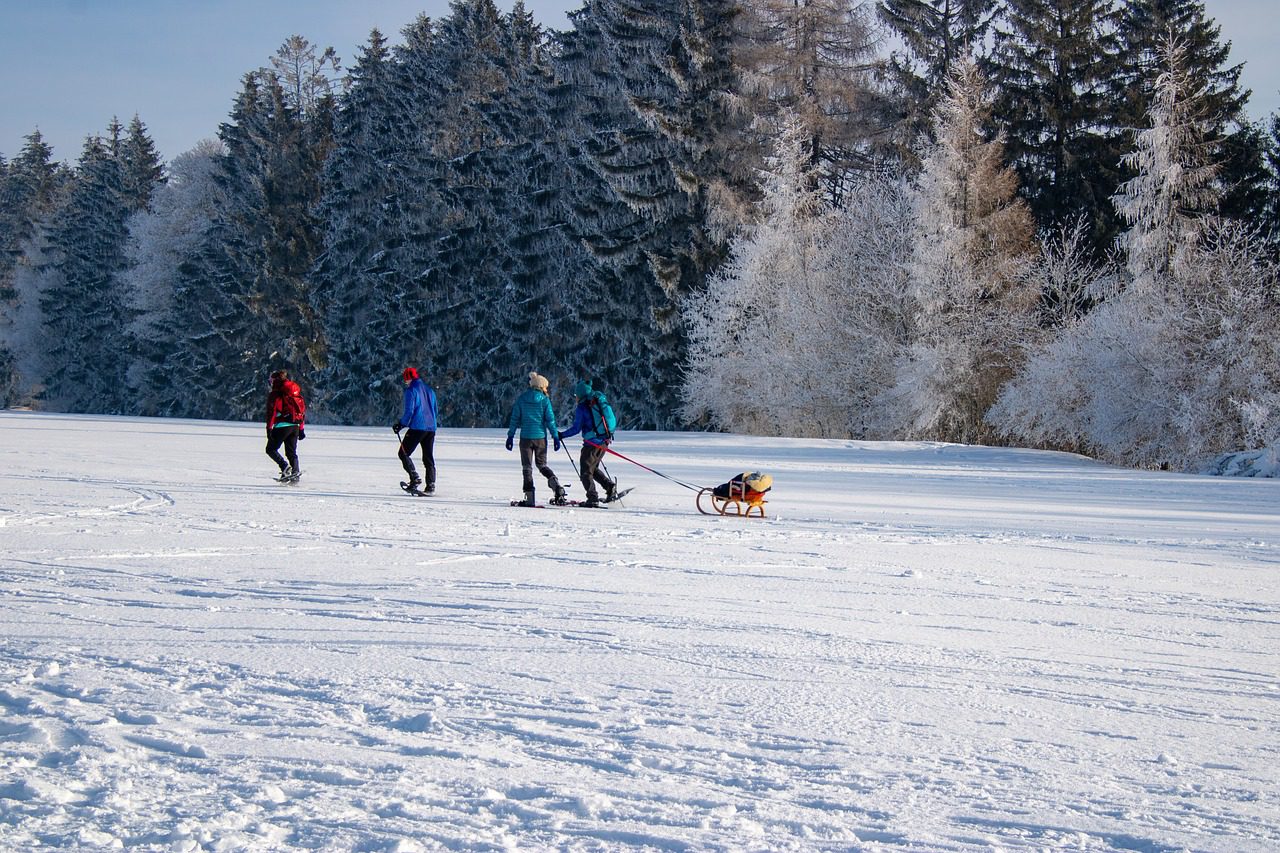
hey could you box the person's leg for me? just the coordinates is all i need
[266,430,288,473]
[533,440,564,497]
[283,427,300,474]
[578,445,596,499]
[420,431,436,490]
[518,439,537,494]
[399,430,425,482]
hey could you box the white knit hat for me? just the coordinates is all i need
[528,371,549,392]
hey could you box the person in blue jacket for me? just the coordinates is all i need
[506,371,567,506]
[393,367,438,493]
[558,379,619,507]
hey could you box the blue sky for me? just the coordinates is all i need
[1,0,1277,164]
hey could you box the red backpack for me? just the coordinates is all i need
[280,383,306,424]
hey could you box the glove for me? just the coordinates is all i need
[557,430,565,440]
[392,421,403,433]
[299,429,306,440]
[553,436,561,452]
[505,436,514,451]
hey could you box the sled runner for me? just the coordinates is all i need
[696,472,771,518]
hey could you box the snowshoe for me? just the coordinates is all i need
[603,487,633,503]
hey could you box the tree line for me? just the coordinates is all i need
[1,0,1277,470]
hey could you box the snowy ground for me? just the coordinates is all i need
[2,411,1278,852]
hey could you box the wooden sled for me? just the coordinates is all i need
[696,484,768,518]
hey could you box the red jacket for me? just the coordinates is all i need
[266,379,306,430]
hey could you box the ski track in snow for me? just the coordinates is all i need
[1,412,1278,851]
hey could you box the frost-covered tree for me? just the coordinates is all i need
[266,34,345,119]
[682,114,833,434]
[1112,0,1266,224]
[1112,36,1219,296]
[682,113,917,437]
[884,57,1036,443]
[739,0,892,199]
[165,70,333,419]
[991,221,1280,469]
[122,140,223,415]
[39,119,162,412]
[992,39,1280,470]
[879,0,998,164]
[0,130,69,405]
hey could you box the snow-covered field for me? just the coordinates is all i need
[2,411,1278,852]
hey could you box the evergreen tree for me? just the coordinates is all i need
[120,115,165,210]
[39,125,137,411]
[1112,36,1219,295]
[1266,111,1280,244]
[122,140,223,416]
[879,0,998,164]
[310,26,417,422]
[0,131,75,406]
[550,0,751,424]
[166,70,333,419]
[1112,0,1266,223]
[989,0,1123,253]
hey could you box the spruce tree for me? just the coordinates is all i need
[1112,0,1267,224]
[988,0,1123,254]
[311,27,416,422]
[0,131,72,406]
[879,0,998,164]
[166,70,332,419]
[40,127,135,411]
[1113,36,1219,295]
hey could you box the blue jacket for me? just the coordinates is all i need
[560,391,614,445]
[507,389,557,440]
[401,379,438,431]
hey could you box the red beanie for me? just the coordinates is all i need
[403,367,418,381]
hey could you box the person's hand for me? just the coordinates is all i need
[505,436,514,451]
[553,436,561,452]
[299,429,306,440]
[393,421,403,433]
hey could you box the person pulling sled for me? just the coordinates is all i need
[506,372,567,507]
[394,367,438,495]
[265,369,306,482]
[558,379,621,508]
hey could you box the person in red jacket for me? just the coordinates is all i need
[265,369,306,482]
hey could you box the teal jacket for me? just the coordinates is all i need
[507,389,557,441]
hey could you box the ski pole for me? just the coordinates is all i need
[559,438,581,479]
[584,439,704,492]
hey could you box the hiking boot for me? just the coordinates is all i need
[583,497,601,508]
[277,467,292,482]
[424,484,435,495]
[517,489,536,507]
[604,483,619,502]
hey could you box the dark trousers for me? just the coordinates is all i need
[266,425,300,473]
[519,438,562,494]
[579,442,615,500]
[399,429,436,486]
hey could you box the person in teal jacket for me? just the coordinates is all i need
[506,371,567,506]
[558,379,619,507]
